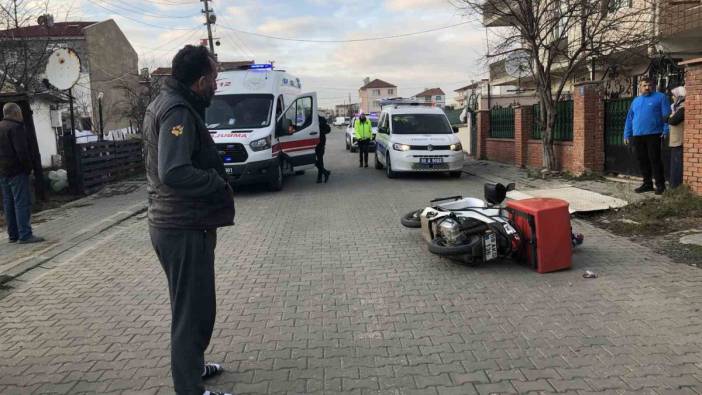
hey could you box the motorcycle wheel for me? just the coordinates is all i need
[427,236,481,256]
[400,209,422,228]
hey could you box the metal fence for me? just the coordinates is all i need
[490,107,515,139]
[604,98,633,146]
[532,100,573,141]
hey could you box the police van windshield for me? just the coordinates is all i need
[206,94,273,130]
[391,114,452,134]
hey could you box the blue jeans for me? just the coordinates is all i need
[0,173,33,241]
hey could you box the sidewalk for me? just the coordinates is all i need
[0,180,147,285]
[463,159,649,205]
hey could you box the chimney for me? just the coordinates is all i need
[363,77,370,86]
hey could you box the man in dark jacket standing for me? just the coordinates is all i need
[315,115,331,183]
[143,45,235,395]
[0,103,44,244]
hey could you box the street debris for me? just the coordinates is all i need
[583,270,598,279]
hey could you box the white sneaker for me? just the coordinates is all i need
[203,391,233,395]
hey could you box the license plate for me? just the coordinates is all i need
[420,157,443,164]
[483,232,498,261]
[225,167,233,174]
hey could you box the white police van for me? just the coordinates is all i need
[206,63,320,191]
[373,99,464,178]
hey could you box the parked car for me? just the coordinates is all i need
[373,104,463,178]
[345,116,378,152]
[333,116,348,126]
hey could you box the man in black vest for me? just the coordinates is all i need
[143,45,235,395]
[315,115,331,183]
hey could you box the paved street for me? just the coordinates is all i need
[1,128,702,395]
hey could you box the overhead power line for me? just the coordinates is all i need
[218,21,472,43]
[91,0,197,19]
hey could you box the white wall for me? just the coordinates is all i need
[30,99,59,167]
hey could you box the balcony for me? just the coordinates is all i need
[659,0,702,57]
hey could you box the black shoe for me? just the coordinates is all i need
[324,170,330,183]
[316,177,322,183]
[359,163,363,168]
[8,239,17,243]
[17,235,45,244]
[655,186,666,195]
[202,363,223,380]
[364,164,368,168]
[634,184,654,193]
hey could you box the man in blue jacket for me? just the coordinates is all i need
[624,77,671,195]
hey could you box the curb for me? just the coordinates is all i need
[0,201,147,286]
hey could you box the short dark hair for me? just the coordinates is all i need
[171,45,216,86]
[640,77,654,84]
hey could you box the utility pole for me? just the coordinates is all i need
[201,0,216,56]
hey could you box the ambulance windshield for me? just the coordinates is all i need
[206,94,274,130]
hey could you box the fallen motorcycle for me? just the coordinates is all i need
[401,183,583,271]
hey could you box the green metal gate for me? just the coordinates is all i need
[604,98,639,175]
[470,110,477,156]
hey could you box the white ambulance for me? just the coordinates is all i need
[206,64,320,191]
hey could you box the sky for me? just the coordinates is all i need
[41,0,488,108]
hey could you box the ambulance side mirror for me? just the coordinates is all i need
[452,126,459,133]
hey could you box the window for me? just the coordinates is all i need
[282,96,313,132]
[373,89,381,95]
[206,94,274,130]
[435,95,442,101]
[391,114,452,135]
[425,96,431,102]
[388,89,394,95]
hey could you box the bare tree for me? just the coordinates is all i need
[0,0,53,94]
[452,0,660,170]
[115,70,162,134]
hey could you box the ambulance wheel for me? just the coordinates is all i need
[374,152,383,169]
[385,154,396,178]
[269,162,283,191]
[450,171,462,178]
[400,209,422,228]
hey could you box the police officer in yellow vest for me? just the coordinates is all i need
[354,112,373,168]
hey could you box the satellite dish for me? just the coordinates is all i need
[505,50,531,79]
[45,48,81,91]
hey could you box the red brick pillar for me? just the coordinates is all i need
[514,106,532,168]
[572,82,605,175]
[681,58,702,194]
[477,110,490,160]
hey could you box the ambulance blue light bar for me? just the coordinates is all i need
[249,64,273,70]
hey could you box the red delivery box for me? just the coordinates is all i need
[507,198,572,273]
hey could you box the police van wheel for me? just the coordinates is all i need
[374,152,383,169]
[385,154,396,179]
[345,139,350,150]
[269,163,283,191]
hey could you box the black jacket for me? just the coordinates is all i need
[317,116,331,148]
[0,119,33,178]
[143,78,235,230]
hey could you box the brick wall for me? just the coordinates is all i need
[477,110,490,159]
[486,139,515,164]
[526,140,574,170]
[514,106,532,168]
[682,58,702,193]
[572,82,605,174]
